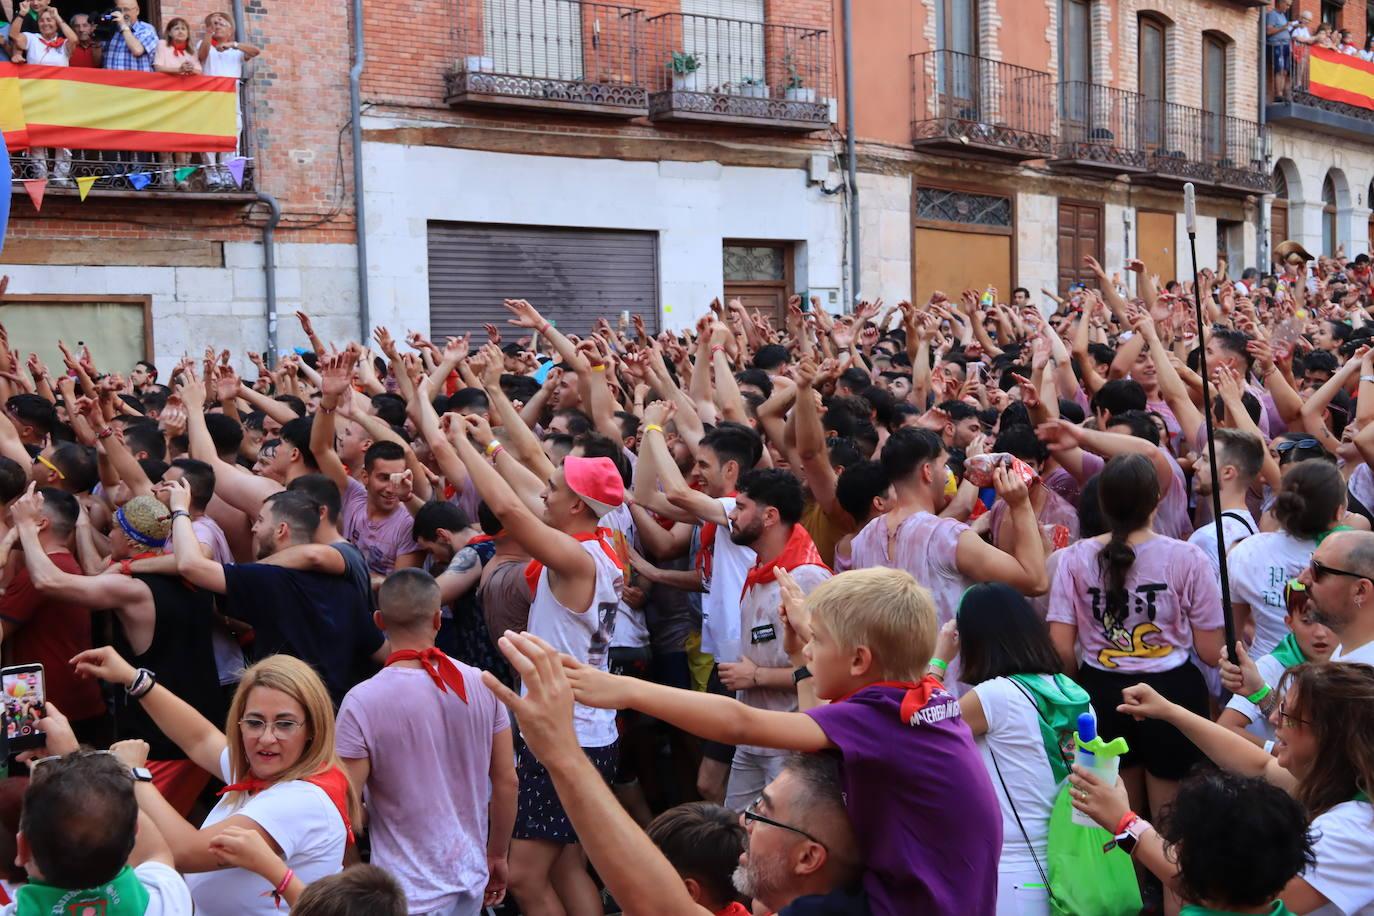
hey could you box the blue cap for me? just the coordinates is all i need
[1077,712,1097,742]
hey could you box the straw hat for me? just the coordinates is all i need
[1274,240,1315,264]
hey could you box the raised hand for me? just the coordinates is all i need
[503,299,547,331]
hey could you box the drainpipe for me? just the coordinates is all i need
[257,192,282,362]
[349,0,371,339]
[229,0,280,366]
[841,0,858,308]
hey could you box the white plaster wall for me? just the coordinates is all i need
[856,171,912,304]
[360,139,846,334]
[0,242,358,370]
[1016,190,1059,310]
[1270,126,1374,257]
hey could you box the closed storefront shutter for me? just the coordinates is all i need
[426,222,660,341]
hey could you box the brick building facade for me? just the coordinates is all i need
[0,0,1369,367]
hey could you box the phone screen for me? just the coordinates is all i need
[2,666,45,749]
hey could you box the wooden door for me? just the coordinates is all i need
[723,242,790,325]
[914,228,1012,308]
[1136,210,1177,284]
[1057,200,1103,295]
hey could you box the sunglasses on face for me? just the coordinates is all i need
[1310,558,1368,583]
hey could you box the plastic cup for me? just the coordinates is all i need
[1071,753,1121,827]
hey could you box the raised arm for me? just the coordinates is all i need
[179,373,281,516]
[954,467,1048,595]
[309,351,355,494]
[166,481,227,593]
[639,402,728,526]
[1137,317,1204,447]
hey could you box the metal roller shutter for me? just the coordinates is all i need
[427,222,661,342]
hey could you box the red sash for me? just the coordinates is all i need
[219,766,355,844]
[524,528,623,595]
[740,523,828,597]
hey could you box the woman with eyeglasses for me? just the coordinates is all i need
[1230,460,1348,656]
[1069,662,1374,916]
[71,646,357,915]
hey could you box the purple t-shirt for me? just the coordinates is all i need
[1046,535,1223,674]
[342,477,420,578]
[806,683,1001,916]
[336,660,508,912]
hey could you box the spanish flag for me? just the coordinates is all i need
[0,62,238,153]
[1307,47,1374,112]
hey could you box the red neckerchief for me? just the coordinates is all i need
[694,490,736,581]
[171,40,189,55]
[716,904,750,916]
[525,527,622,595]
[443,482,457,501]
[466,534,495,546]
[219,766,355,844]
[833,677,948,725]
[386,648,467,703]
[39,36,64,49]
[740,523,828,597]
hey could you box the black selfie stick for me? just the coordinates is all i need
[1184,182,1237,655]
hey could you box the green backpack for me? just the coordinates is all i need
[997,674,1143,916]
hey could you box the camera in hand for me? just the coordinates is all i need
[2,664,45,752]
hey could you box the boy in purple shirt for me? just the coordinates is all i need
[567,566,1002,916]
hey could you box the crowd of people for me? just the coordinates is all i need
[0,239,1371,916]
[3,0,258,189]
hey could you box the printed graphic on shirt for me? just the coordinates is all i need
[587,601,618,668]
[1087,584,1175,668]
[898,678,962,727]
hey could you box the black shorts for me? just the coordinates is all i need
[699,662,736,764]
[610,646,653,784]
[1076,662,1209,781]
[513,737,618,844]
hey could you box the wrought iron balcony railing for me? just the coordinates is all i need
[1139,98,1268,191]
[1054,81,1148,171]
[448,0,649,117]
[646,12,831,131]
[910,51,1055,159]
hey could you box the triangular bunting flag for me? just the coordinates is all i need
[127,172,152,191]
[225,157,246,188]
[174,166,195,182]
[23,178,46,212]
[75,175,97,201]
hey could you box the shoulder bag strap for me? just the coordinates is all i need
[1221,510,1257,537]
[986,679,1057,904]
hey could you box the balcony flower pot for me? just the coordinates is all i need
[465,55,495,73]
[672,72,701,92]
[669,51,701,92]
[785,87,816,103]
[739,78,770,99]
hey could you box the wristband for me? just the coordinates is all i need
[484,440,502,456]
[127,668,156,699]
[1247,683,1272,705]
[792,665,812,685]
[96,427,114,440]
[119,559,133,576]
[536,322,550,335]
[1264,739,1277,755]
[590,364,607,373]
[1114,810,1139,837]
[928,657,949,671]
[489,445,505,461]
[644,424,664,434]
[710,345,726,356]
[271,868,295,909]
[1361,375,1374,384]
[169,510,191,524]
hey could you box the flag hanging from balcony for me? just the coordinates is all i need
[1307,47,1374,112]
[0,63,238,153]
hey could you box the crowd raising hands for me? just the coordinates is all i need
[0,249,1371,916]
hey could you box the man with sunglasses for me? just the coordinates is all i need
[1294,530,1374,665]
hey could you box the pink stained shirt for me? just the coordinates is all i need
[1046,535,1223,674]
[342,477,420,578]
[1080,449,1192,541]
[335,660,508,913]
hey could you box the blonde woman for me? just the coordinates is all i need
[76,647,356,916]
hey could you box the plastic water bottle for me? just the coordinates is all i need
[1071,712,1130,827]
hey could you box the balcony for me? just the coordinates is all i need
[1139,99,1268,192]
[1051,81,1148,173]
[645,13,832,132]
[910,51,1055,160]
[1267,50,1374,141]
[447,0,649,118]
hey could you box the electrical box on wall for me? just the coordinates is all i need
[807,154,830,184]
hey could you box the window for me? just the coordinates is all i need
[1322,0,1341,28]
[0,297,151,376]
[937,0,978,55]
[1061,0,1092,84]
[1323,174,1338,256]
[1202,33,1228,160]
[681,0,764,91]
[1139,15,1168,148]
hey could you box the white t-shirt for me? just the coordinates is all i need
[185,751,346,916]
[198,41,245,78]
[525,537,622,747]
[602,504,649,650]
[699,497,755,661]
[1,863,193,916]
[1307,799,1374,916]
[1227,531,1317,656]
[1222,652,1286,743]
[1187,510,1257,576]
[1332,640,1374,666]
[971,676,1067,874]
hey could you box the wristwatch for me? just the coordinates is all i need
[792,665,812,685]
[1108,815,1152,856]
[130,766,153,783]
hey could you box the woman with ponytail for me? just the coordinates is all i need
[1047,454,1225,827]
[1230,460,1348,657]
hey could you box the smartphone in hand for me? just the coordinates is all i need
[2,664,45,751]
